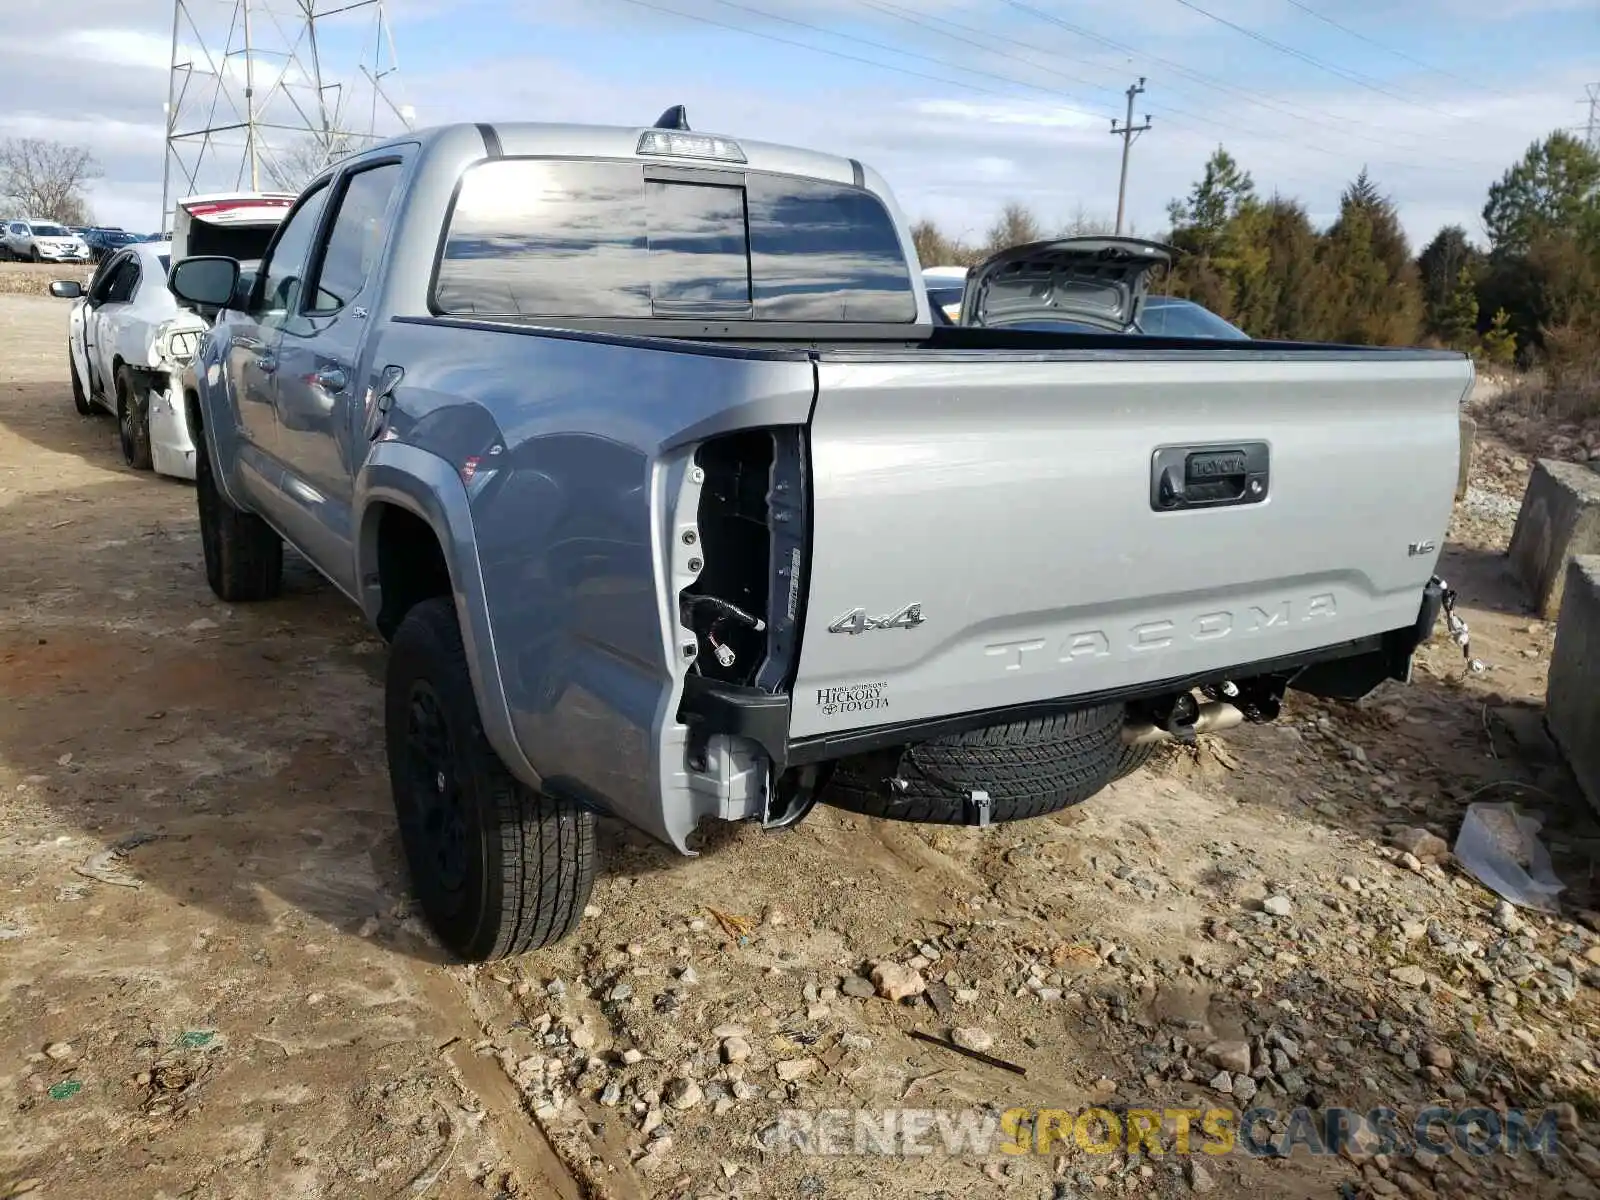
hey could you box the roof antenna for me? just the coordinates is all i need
[654,105,690,131]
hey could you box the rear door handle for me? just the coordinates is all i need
[313,366,348,393]
[1151,442,1269,511]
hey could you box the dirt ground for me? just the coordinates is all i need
[0,262,95,297]
[3,291,1600,1200]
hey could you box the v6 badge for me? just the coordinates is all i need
[828,603,925,635]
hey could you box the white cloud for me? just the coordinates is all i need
[1,0,1590,248]
[909,98,1103,132]
[58,29,173,72]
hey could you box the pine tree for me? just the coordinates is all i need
[1417,226,1483,341]
[1478,308,1517,367]
[1483,132,1600,256]
[1166,147,1255,258]
[1437,265,1480,352]
[1321,170,1422,345]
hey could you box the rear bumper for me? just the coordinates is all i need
[148,384,198,481]
[680,579,1447,771]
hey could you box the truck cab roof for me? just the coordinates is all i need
[361,118,866,190]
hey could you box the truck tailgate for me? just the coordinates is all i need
[789,351,1471,739]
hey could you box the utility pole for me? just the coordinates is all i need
[1110,77,1152,235]
[242,0,258,190]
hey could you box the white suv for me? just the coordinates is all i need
[2,218,91,263]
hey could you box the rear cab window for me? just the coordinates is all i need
[431,158,916,323]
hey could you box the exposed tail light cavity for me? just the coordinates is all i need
[678,427,808,692]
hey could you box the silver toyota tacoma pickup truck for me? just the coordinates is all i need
[167,108,1471,962]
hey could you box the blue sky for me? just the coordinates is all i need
[1,0,1595,251]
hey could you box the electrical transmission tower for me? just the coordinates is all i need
[1585,83,1600,153]
[161,0,415,228]
[1109,78,1152,236]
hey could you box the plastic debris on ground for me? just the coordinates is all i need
[1454,800,1565,911]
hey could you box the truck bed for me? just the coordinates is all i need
[386,313,1468,774]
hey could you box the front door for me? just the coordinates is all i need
[84,253,138,395]
[271,158,405,593]
[225,180,332,496]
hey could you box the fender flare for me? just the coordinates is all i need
[354,440,543,793]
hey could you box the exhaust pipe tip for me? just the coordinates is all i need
[1121,700,1245,746]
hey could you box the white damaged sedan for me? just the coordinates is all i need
[50,240,208,479]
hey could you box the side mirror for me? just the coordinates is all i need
[169,256,241,311]
[49,280,84,299]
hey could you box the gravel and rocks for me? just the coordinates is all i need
[5,308,1598,1200]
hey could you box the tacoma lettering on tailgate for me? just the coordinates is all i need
[983,594,1338,671]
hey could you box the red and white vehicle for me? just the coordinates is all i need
[48,192,292,479]
[168,191,295,262]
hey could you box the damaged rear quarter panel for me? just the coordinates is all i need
[382,319,815,848]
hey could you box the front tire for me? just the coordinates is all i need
[115,365,153,470]
[195,426,282,601]
[386,597,596,961]
[69,349,92,416]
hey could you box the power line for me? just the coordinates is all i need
[1000,0,1486,167]
[1166,0,1469,117]
[603,0,1502,214]
[1110,77,1152,233]
[1277,0,1517,99]
[607,0,1063,100]
[843,0,1354,196]
[703,0,1115,115]
[856,0,1120,109]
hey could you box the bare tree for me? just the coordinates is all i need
[982,201,1044,254]
[1058,203,1115,237]
[0,138,102,223]
[261,134,364,193]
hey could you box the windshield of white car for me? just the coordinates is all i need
[33,224,70,237]
[1137,298,1249,339]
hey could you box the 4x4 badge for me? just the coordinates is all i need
[828,603,925,635]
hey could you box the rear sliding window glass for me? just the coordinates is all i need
[432,158,916,322]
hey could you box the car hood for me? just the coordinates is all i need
[958,236,1175,332]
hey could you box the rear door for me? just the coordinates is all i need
[786,350,1472,739]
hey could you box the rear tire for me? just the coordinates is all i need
[195,428,283,601]
[386,597,596,961]
[69,349,92,416]
[1111,741,1160,781]
[115,365,152,470]
[823,704,1126,824]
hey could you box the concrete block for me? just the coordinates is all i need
[1507,459,1600,619]
[1456,413,1476,500]
[1547,556,1600,812]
